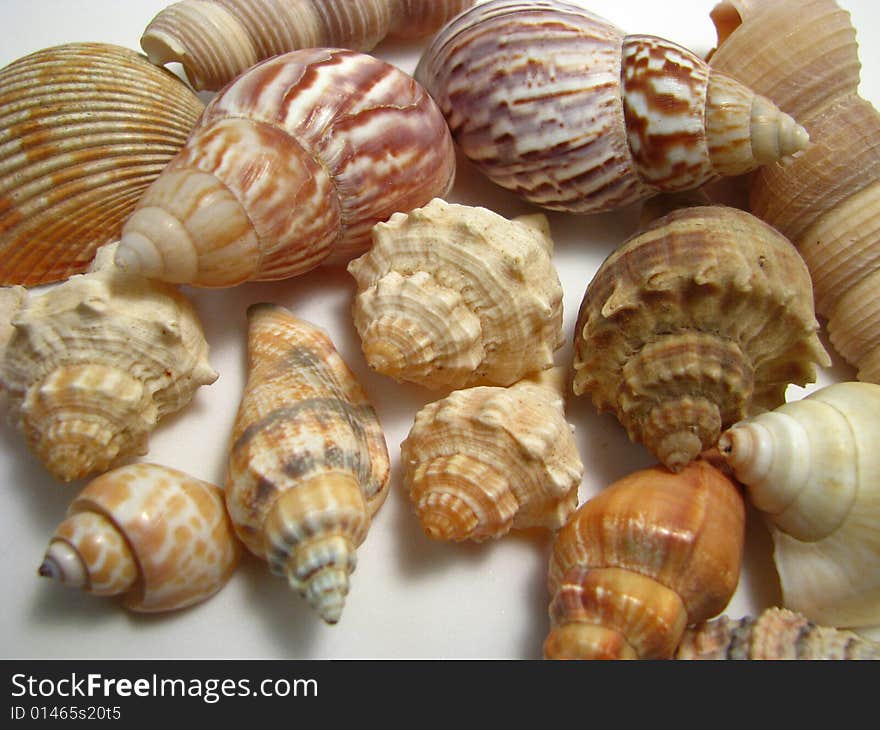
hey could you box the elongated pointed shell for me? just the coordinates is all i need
[0,43,204,286]
[348,199,564,390]
[414,0,808,215]
[225,303,390,623]
[719,381,880,630]
[572,205,830,471]
[39,463,241,612]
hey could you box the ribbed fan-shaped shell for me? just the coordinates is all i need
[572,204,830,471]
[225,303,390,624]
[0,43,204,286]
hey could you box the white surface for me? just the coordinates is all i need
[0,0,874,659]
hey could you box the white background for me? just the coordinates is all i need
[0,0,876,659]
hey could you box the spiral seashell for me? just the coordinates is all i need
[572,204,830,472]
[0,244,218,482]
[348,198,564,390]
[401,368,584,542]
[225,303,390,624]
[414,0,809,215]
[675,607,880,660]
[114,48,455,288]
[141,0,476,92]
[544,460,746,660]
[718,381,880,630]
[39,463,241,612]
[0,43,204,286]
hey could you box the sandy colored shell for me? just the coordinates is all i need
[142,0,476,91]
[0,42,204,286]
[348,199,564,390]
[544,460,746,660]
[719,381,880,630]
[414,0,808,215]
[401,369,583,542]
[225,303,390,624]
[39,463,241,612]
[572,204,830,472]
[0,244,218,482]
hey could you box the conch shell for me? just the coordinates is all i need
[414,0,808,215]
[40,463,241,612]
[0,244,218,482]
[141,0,476,92]
[718,381,880,630]
[545,460,746,660]
[401,368,584,542]
[0,42,204,286]
[572,204,830,471]
[115,48,456,288]
[348,198,564,390]
[225,303,390,623]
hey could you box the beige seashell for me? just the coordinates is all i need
[39,463,241,612]
[718,381,880,630]
[0,43,204,286]
[115,48,455,288]
[545,461,746,660]
[414,0,808,215]
[225,303,390,624]
[0,244,218,482]
[401,368,584,542]
[572,204,830,472]
[348,198,564,390]
[141,0,476,92]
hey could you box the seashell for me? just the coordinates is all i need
[0,244,218,482]
[545,460,746,660]
[114,48,456,288]
[400,368,584,542]
[572,203,830,472]
[707,0,880,384]
[718,381,880,630]
[39,462,241,612]
[141,0,477,92]
[413,0,809,215]
[675,607,880,660]
[225,303,390,623]
[348,198,564,390]
[0,42,204,287]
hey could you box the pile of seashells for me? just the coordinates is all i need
[1,0,879,660]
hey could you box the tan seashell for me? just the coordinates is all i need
[544,460,746,660]
[348,198,564,390]
[225,303,390,624]
[414,0,808,215]
[718,381,880,630]
[0,244,218,482]
[40,463,241,612]
[141,0,476,92]
[572,204,830,472]
[401,368,584,542]
[0,43,204,286]
[115,48,455,288]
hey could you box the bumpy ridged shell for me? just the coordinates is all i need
[0,43,204,286]
[676,607,880,660]
[39,463,241,612]
[225,303,390,624]
[414,0,808,215]
[142,0,476,92]
[545,461,746,660]
[0,244,218,482]
[348,198,564,390]
[718,381,880,630]
[401,369,583,541]
[115,48,455,288]
[572,204,830,472]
